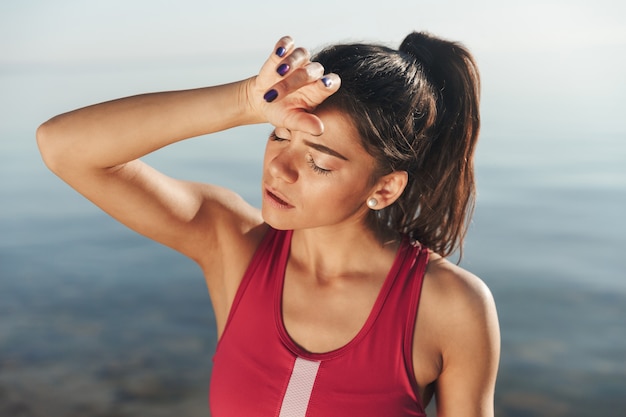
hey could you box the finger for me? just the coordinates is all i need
[262,62,325,103]
[271,36,295,61]
[260,36,297,76]
[314,73,341,102]
[272,73,340,136]
[273,47,311,78]
[257,44,311,96]
[282,110,325,137]
[256,37,295,85]
[260,46,310,84]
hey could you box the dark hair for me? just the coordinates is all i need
[314,31,480,258]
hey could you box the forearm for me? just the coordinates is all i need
[37,78,261,173]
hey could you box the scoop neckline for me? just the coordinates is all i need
[274,232,411,361]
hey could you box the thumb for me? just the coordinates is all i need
[284,110,325,136]
[283,74,342,135]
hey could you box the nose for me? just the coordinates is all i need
[268,147,298,184]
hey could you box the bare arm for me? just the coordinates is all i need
[38,82,261,171]
[419,260,500,417]
[36,36,341,328]
[36,82,260,261]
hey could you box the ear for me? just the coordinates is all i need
[368,171,408,209]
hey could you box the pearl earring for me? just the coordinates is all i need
[367,198,378,208]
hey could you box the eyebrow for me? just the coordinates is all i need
[303,139,349,161]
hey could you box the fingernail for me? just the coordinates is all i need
[263,89,278,102]
[277,63,290,76]
[276,46,286,57]
[321,77,332,88]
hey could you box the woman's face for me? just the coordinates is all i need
[261,108,378,232]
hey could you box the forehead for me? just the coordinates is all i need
[314,107,370,159]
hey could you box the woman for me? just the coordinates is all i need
[37,32,500,416]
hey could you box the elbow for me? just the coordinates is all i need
[36,117,67,174]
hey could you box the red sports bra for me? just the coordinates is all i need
[210,228,429,416]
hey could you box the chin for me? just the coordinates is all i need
[262,208,325,232]
[261,207,294,231]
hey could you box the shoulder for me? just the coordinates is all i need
[423,253,497,326]
[418,254,500,415]
[419,252,500,368]
[195,182,262,224]
[190,182,266,269]
[194,183,264,236]
[192,183,269,331]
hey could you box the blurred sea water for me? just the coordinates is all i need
[1,62,625,416]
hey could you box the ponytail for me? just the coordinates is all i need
[314,31,481,258]
[398,32,481,258]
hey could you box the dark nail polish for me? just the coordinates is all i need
[277,63,290,76]
[276,46,286,57]
[263,89,278,102]
[321,77,332,88]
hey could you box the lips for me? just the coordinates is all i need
[264,186,294,208]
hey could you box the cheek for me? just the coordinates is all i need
[306,176,369,209]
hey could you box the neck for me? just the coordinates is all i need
[290,223,401,282]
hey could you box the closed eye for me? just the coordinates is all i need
[306,154,332,175]
[269,132,288,142]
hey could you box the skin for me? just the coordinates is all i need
[37,36,500,416]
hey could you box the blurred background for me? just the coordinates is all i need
[1,1,625,416]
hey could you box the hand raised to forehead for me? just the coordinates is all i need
[248,36,341,136]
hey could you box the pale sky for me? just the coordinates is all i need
[2,0,625,135]
[3,0,625,64]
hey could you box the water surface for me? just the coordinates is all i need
[1,64,625,416]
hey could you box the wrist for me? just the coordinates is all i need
[237,76,266,126]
